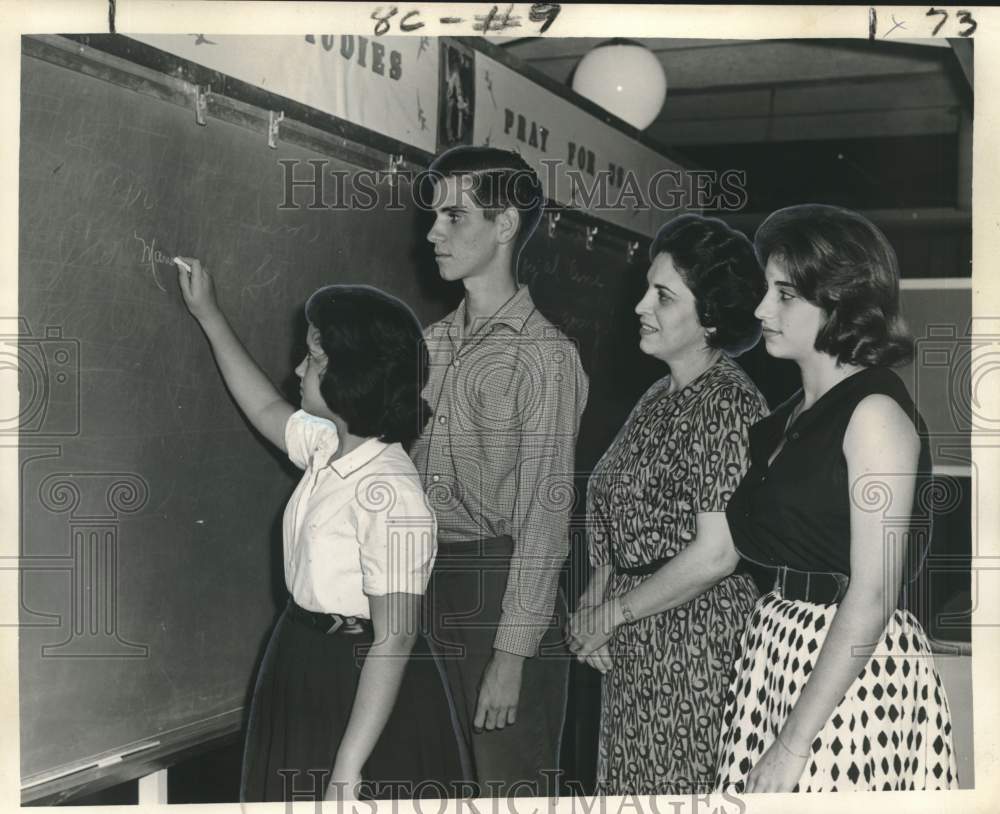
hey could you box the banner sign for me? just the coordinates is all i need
[130,34,439,153]
[470,50,692,237]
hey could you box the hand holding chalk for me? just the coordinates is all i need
[175,256,220,323]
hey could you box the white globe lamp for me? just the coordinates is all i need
[571,40,667,131]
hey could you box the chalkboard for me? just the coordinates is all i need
[17,41,663,795]
[17,48,459,790]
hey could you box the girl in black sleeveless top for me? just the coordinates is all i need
[713,206,958,792]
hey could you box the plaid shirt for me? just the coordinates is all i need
[410,286,589,656]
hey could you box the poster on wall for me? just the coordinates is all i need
[438,39,475,151]
[471,48,693,237]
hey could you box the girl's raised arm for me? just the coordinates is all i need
[176,257,294,452]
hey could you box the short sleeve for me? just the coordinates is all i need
[692,384,767,513]
[284,410,340,470]
[357,473,437,597]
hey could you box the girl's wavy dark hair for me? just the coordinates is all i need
[754,204,913,367]
[649,214,765,357]
[304,285,431,446]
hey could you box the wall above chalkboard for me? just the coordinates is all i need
[86,33,697,239]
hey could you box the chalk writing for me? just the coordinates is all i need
[133,232,173,293]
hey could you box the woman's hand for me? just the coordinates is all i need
[566,600,619,658]
[581,642,614,674]
[744,735,809,793]
[175,257,220,323]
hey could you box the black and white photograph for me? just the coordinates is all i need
[4,2,998,811]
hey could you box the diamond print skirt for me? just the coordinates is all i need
[714,591,959,791]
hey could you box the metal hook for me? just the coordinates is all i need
[547,212,561,239]
[585,226,598,251]
[194,84,209,126]
[387,154,404,186]
[267,110,285,150]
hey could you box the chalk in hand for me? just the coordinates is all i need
[173,257,192,273]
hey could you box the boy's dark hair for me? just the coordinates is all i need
[304,285,431,445]
[424,146,545,265]
[754,204,913,367]
[650,214,765,356]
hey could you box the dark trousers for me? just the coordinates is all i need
[427,535,569,797]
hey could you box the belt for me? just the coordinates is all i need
[774,566,849,605]
[286,599,372,636]
[613,558,669,577]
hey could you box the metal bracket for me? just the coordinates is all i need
[267,110,285,149]
[585,226,598,251]
[547,212,561,239]
[194,84,209,126]
[626,241,640,263]
[387,154,404,186]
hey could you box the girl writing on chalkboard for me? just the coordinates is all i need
[175,258,464,802]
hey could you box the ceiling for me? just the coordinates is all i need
[501,38,971,146]
[500,38,972,215]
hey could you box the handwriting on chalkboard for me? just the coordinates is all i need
[370,3,560,37]
[133,232,174,293]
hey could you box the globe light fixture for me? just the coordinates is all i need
[571,40,667,131]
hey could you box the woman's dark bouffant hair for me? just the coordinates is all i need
[649,214,765,356]
[304,285,431,446]
[754,204,913,367]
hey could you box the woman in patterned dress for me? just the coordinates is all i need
[566,215,769,795]
[714,205,958,792]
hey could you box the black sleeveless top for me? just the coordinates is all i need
[726,367,933,582]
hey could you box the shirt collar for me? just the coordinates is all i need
[329,436,390,479]
[448,285,536,337]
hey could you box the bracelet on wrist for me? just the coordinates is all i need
[776,732,809,759]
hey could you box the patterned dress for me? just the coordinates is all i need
[587,355,768,795]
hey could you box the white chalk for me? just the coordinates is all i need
[173,258,192,272]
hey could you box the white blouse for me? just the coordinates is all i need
[282,410,437,617]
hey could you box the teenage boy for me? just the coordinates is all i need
[410,147,588,796]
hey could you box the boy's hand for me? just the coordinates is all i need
[175,257,220,323]
[474,650,524,731]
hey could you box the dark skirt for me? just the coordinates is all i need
[240,603,466,802]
